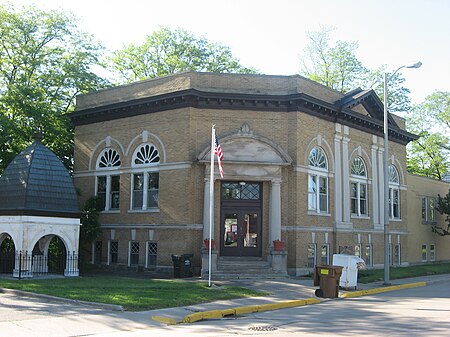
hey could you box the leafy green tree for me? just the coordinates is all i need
[407,91,450,180]
[299,27,368,93]
[107,27,257,84]
[0,4,108,174]
[432,189,450,236]
[299,27,412,113]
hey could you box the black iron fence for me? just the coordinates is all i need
[0,250,79,278]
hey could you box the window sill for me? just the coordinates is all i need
[307,211,331,217]
[128,208,160,213]
[101,210,120,214]
[351,215,370,220]
[389,218,402,222]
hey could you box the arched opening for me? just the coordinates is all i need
[31,235,70,276]
[0,234,15,274]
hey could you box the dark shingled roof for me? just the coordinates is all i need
[0,138,80,217]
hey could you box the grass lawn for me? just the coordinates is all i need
[358,263,450,283]
[0,276,265,311]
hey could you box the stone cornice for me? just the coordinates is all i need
[70,88,418,145]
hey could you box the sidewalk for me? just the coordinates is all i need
[150,273,450,325]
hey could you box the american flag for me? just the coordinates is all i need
[214,135,224,178]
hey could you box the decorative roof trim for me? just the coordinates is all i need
[70,88,418,145]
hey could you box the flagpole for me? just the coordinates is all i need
[208,125,215,287]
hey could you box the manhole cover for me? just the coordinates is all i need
[249,326,278,332]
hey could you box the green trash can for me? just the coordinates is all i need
[314,265,343,298]
[171,254,193,278]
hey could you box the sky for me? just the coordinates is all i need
[6,0,450,106]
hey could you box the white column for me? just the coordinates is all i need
[334,134,343,223]
[202,177,211,240]
[342,136,351,223]
[269,178,282,244]
[371,140,380,228]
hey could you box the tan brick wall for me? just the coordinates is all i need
[73,73,421,275]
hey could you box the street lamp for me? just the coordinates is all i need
[383,61,422,285]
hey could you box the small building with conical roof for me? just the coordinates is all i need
[0,136,81,277]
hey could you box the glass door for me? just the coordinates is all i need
[221,209,261,256]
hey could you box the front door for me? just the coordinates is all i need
[221,210,261,256]
[220,182,262,257]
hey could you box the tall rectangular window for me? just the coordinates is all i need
[308,175,317,211]
[321,244,329,265]
[308,175,328,214]
[132,173,144,209]
[307,244,316,268]
[422,197,437,224]
[351,183,368,216]
[132,172,159,210]
[130,241,139,265]
[354,244,361,258]
[421,244,427,262]
[429,244,436,261]
[96,175,120,211]
[147,242,158,268]
[97,176,107,211]
[390,188,400,219]
[394,244,401,266]
[110,176,120,209]
[110,241,118,264]
[364,244,372,266]
[147,172,159,208]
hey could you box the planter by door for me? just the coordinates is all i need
[273,240,284,251]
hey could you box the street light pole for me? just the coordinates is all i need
[383,61,422,285]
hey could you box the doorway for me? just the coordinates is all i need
[220,181,262,257]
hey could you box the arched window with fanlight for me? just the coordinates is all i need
[96,148,121,211]
[131,144,160,211]
[308,146,329,214]
[350,156,368,217]
[389,165,401,219]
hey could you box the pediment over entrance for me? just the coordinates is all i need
[198,123,292,165]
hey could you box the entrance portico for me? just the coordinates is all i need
[198,123,291,275]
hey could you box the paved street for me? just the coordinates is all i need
[1,276,449,336]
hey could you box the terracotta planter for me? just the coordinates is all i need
[273,240,284,251]
[204,239,216,249]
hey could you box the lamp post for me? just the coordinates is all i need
[383,61,422,285]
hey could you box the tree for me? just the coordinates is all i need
[432,189,450,236]
[407,91,450,180]
[299,27,412,113]
[0,4,108,174]
[107,27,257,84]
[299,27,368,93]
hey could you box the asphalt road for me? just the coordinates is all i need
[1,278,450,337]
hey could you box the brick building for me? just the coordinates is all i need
[70,72,447,276]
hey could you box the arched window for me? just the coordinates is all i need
[131,144,160,211]
[308,147,328,214]
[350,157,368,217]
[389,165,400,219]
[96,148,121,211]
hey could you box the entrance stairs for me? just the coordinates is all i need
[212,257,288,279]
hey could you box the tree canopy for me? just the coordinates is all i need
[299,27,412,114]
[0,4,107,174]
[432,189,450,236]
[407,91,450,180]
[106,27,258,84]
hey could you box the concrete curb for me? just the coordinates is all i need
[152,281,429,325]
[0,287,124,311]
[340,281,427,299]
